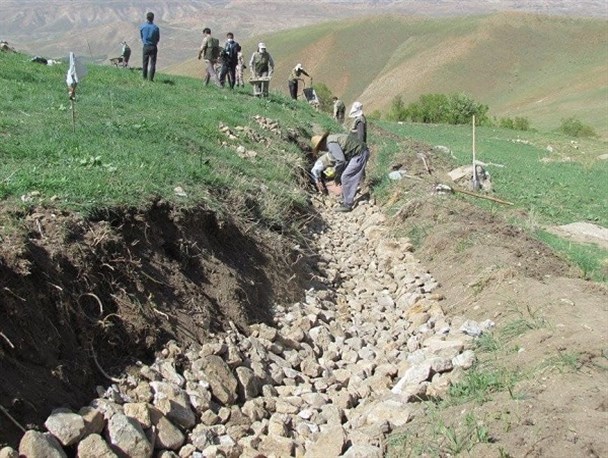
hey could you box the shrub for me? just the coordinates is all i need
[499,116,531,131]
[388,93,489,126]
[312,82,333,113]
[559,117,597,138]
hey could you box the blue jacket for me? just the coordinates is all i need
[140,22,160,46]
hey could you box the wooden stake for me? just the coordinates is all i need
[472,115,479,189]
[70,98,76,133]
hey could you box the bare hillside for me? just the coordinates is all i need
[2,0,606,67]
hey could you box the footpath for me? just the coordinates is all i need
[5,199,492,458]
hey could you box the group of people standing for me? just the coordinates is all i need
[135,12,370,213]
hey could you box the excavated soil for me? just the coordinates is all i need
[0,200,316,447]
[1,136,606,455]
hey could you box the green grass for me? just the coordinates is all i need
[0,51,335,229]
[387,409,493,457]
[374,120,608,281]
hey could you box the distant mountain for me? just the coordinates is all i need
[168,13,608,136]
[2,0,606,68]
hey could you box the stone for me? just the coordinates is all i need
[44,407,86,446]
[258,435,294,457]
[106,413,153,458]
[19,431,67,458]
[123,402,152,429]
[391,362,432,394]
[0,448,17,458]
[150,381,196,429]
[155,416,185,450]
[79,406,105,436]
[452,349,476,369]
[306,424,346,457]
[235,366,261,400]
[77,434,118,458]
[364,398,411,427]
[196,355,239,405]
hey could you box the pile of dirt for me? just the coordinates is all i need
[0,199,317,446]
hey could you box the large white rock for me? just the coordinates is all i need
[44,408,86,446]
[106,413,152,458]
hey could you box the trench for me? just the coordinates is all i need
[2,196,485,456]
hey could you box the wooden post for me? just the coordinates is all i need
[472,115,480,190]
[70,98,76,133]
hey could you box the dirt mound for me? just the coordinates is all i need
[0,200,315,446]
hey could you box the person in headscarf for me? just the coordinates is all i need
[349,101,367,143]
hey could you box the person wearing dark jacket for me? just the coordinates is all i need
[139,12,160,81]
[219,32,241,89]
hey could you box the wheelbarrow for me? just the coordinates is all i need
[302,81,320,109]
[249,76,271,97]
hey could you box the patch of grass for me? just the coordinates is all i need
[387,410,493,457]
[406,224,430,250]
[444,365,520,405]
[536,230,608,282]
[541,351,582,373]
[500,302,548,339]
[476,333,502,353]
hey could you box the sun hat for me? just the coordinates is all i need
[311,132,329,154]
[296,63,303,70]
[258,42,266,49]
[349,101,363,118]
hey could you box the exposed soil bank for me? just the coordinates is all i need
[0,200,312,446]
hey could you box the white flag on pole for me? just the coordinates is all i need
[66,52,87,98]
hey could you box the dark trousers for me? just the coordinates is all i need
[288,80,298,99]
[142,44,157,81]
[219,63,237,88]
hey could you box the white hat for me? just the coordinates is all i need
[349,101,363,118]
[258,42,266,49]
[296,63,303,70]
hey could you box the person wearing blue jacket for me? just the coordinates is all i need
[140,12,160,81]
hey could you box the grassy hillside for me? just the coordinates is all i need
[168,12,608,138]
[0,50,339,229]
[1,48,606,280]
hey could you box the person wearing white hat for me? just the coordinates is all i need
[249,42,274,96]
[288,63,310,100]
[349,101,367,143]
[120,41,131,67]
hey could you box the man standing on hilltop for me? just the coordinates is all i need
[140,12,160,81]
[198,28,221,87]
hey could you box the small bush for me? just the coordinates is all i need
[559,117,597,138]
[387,93,489,125]
[499,116,531,131]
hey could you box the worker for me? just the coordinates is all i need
[288,63,310,100]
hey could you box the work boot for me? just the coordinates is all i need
[336,204,352,213]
